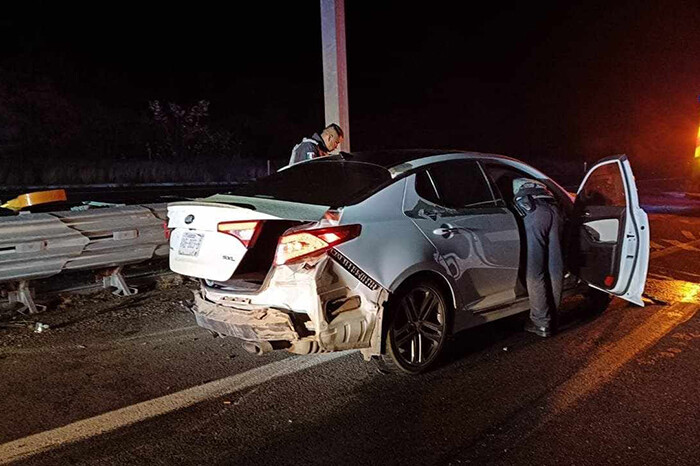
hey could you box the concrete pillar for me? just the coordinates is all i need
[320,0,350,151]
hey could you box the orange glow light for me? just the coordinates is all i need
[677,281,700,303]
[696,126,700,158]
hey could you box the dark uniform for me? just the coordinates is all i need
[288,133,330,166]
[513,178,564,336]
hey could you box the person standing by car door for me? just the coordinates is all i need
[288,123,344,166]
[513,178,564,337]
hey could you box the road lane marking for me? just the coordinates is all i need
[650,267,700,281]
[548,302,699,416]
[662,239,700,252]
[454,302,700,463]
[0,351,353,465]
[651,238,700,259]
[681,230,697,241]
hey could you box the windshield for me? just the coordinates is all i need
[230,160,392,206]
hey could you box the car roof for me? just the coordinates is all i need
[341,149,518,168]
[268,149,569,207]
[299,149,557,187]
[333,149,547,178]
[338,149,573,206]
[341,149,451,167]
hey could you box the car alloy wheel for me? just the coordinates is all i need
[385,281,448,374]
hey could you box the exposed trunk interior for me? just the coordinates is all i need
[206,220,304,292]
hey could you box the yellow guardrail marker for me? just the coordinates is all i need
[1,189,67,211]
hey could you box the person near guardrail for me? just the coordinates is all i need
[513,178,564,338]
[288,124,344,166]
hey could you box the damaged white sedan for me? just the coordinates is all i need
[168,151,649,374]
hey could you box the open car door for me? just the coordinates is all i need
[571,155,649,306]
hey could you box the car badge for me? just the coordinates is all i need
[184,214,195,224]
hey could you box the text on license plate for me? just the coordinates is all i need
[179,232,204,257]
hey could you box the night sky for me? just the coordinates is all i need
[1,1,699,182]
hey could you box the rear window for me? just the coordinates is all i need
[230,160,392,206]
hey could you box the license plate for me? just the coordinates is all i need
[178,232,204,257]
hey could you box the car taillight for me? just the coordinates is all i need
[274,224,361,266]
[163,221,171,240]
[217,221,262,248]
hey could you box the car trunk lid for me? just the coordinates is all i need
[168,197,330,282]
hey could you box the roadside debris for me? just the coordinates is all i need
[643,293,668,305]
[177,300,195,314]
[222,388,260,407]
[70,201,125,211]
[33,322,50,333]
[374,364,391,375]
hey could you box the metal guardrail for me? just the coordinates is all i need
[0,182,253,209]
[0,203,168,313]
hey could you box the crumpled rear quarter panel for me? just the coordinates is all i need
[199,254,388,355]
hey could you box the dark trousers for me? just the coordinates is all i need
[523,201,564,328]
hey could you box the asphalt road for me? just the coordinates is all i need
[1,212,699,465]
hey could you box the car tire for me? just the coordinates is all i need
[380,280,450,375]
[584,287,612,315]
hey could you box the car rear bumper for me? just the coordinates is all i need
[193,292,301,342]
[192,255,389,357]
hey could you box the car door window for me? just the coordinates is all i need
[482,162,570,212]
[421,160,494,208]
[482,164,531,202]
[578,162,626,207]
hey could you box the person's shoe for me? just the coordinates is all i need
[524,321,552,338]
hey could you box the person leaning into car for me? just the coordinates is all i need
[513,178,564,338]
[288,123,344,166]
